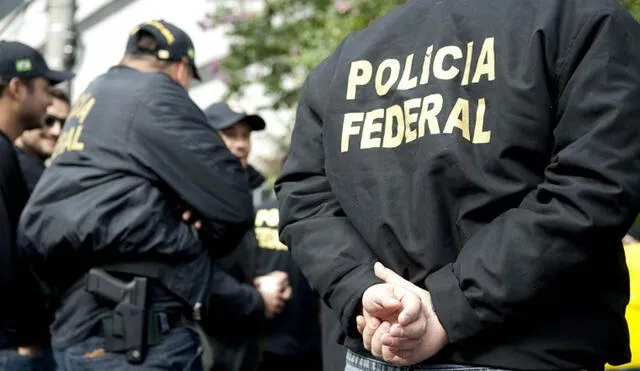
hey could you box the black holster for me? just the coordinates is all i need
[85,268,149,364]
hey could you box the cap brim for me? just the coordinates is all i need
[207,112,266,131]
[190,63,201,81]
[243,114,266,131]
[44,69,74,85]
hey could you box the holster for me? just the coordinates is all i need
[85,268,149,364]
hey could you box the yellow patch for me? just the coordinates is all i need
[83,348,106,359]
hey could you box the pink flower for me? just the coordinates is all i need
[221,14,236,24]
[333,0,352,14]
[218,74,231,86]
[208,60,221,74]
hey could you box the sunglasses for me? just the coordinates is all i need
[44,114,66,128]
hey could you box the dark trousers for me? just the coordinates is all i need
[258,351,322,371]
[53,327,202,371]
[0,348,55,371]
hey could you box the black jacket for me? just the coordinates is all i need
[15,148,45,194]
[18,65,254,306]
[276,0,640,369]
[255,198,321,357]
[204,166,265,371]
[206,166,267,335]
[0,132,49,349]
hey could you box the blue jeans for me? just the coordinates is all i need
[54,327,203,371]
[345,350,509,371]
[0,348,55,371]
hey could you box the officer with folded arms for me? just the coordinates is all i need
[19,20,253,370]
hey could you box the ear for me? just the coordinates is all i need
[5,77,26,99]
[165,62,188,86]
[164,62,179,79]
[177,60,191,80]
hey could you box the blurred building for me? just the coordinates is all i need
[0,0,290,195]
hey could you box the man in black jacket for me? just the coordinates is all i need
[253,197,322,371]
[18,20,253,371]
[0,40,72,371]
[202,102,291,371]
[276,0,640,370]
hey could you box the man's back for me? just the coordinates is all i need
[19,65,254,346]
[21,66,203,288]
[277,0,640,369]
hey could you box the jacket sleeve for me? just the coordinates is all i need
[275,54,383,340]
[129,79,254,253]
[425,7,640,343]
[0,190,11,307]
[206,264,265,324]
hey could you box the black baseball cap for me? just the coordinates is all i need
[0,41,74,84]
[125,20,201,80]
[204,102,266,132]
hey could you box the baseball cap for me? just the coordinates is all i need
[204,102,266,132]
[125,19,201,80]
[0,41,74,85]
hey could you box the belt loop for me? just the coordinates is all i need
[158,312,171,334]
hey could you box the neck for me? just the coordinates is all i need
[121,58,165,74]
[0,105,21,141]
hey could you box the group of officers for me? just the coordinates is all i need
[0,19,342,371]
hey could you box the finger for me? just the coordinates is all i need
[381,344,397,363]
[363,287,402,314]
[370,321,391,358]
[277,279,290,290]
[394,289,423,327]
[281,286,292,300]
[381,334,422,350]
[389,318,426,340]
[271,271,288,280]
[362,312,380,351]
[384,349,420,367]
[356,315,366,334]
[374,262,411,287]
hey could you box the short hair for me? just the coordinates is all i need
[0,76,35,97]
[136,30,160,52]
[124,30,170,69]
[49,87,70,105]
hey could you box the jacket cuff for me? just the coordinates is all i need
[247,284,266,318]
[424,264,483,343]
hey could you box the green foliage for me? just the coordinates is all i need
[210,0,639,110]
[620,0,640,19]
[210,0,405,109]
